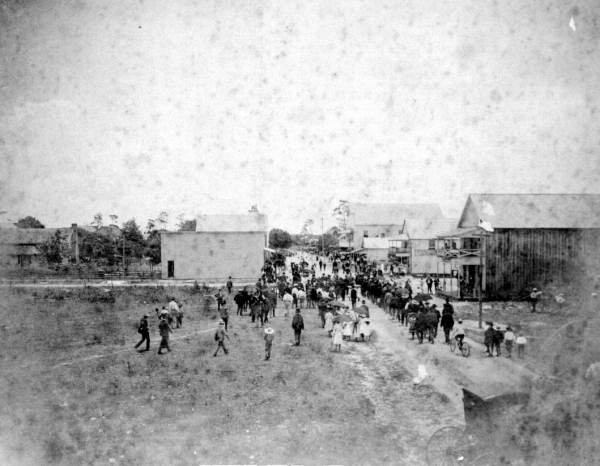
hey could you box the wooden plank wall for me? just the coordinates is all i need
[485,229,600,300]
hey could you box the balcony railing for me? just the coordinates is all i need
[436,248,481,259]
[389,247,410,256]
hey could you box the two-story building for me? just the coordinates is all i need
[437,194,600,300]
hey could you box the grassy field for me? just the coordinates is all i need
[0,286,448,465]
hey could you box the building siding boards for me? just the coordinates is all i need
[161,231,265,281]
[483,228,600,299]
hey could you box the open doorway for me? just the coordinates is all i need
[167,260,174,278]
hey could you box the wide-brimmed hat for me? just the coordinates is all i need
[264,327,274,334]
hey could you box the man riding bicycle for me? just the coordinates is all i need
[452,319,466,350]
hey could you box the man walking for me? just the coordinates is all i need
[226,276,233,294]
[134,313,150,352]
[157,315,172,355]
[219,304,230,331]
[292,308,304,346]
[350,286,357,309]
[264,326,274,360]
[213,321,230,356]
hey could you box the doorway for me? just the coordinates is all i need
[167,260,174,278]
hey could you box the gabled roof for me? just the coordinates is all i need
[349,203,443,226]
[0,228,71,245]
[196,214,268,232]
[458,194,600,229]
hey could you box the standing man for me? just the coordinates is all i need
[176,302,184,328]
[350,286,358,309]
[213,321,230,356]
[219,304,230,331]
[134,313,150,352]
[292,308,304,346]
[426,275,433,294]
[264,326,274,360]
[157,315,172,355]
[226,276,233,294]
[168,297,179,328]
[215,289,226,311]
[529,288,542,313]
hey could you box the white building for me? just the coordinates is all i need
[160,214,268,282]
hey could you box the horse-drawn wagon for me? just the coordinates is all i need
[426,387,530,465]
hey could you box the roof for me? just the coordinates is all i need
[195,214,268,232]
[405,218,458,239]
[349,203,443,226]
[436,227,482,239]
[459,194,600,229]
[0,227,71,245]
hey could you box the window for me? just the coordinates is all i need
[380,232,385,238]
[363,230,369,237]
[428,239,436,250]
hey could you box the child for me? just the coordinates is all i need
[331,321,343,352]
[213,321,230,357]
[264,327,274,360]
[484,322,495,357]
[516,333,527,358]
[504,326,515,358]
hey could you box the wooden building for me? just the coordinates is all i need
[160,214,268,282]
[437,194,600,300]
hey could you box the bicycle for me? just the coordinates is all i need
[450,338,471,357]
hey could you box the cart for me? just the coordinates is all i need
[426,388,530,465]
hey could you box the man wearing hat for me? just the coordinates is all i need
[157,315,172,355]
[264,326,275,360]
[213,320,230,357]
[529,288,542,313]
[219,303,230,331]
[291,308,304,346]
[134,313,150,352]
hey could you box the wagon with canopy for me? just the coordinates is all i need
[426,387,530,465]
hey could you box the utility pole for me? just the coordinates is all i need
[321,216,324,256]
[478,233,485,329]
[122,235,126,275]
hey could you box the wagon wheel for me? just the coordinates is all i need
[426,426,479,466]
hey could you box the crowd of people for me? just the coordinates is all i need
[133,251,528,361]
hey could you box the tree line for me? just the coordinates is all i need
[14,213,196,268]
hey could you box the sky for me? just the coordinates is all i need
[1,0,599,233]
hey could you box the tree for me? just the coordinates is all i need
[122,219,145,260]
[269,228,292,249]
[144,230,161,265]
[301,219,314,235]
[15,216,45,228]
[92,213,103,230]
[39,231,64,264]
[319,232,339,252]
[145,218,156,237]
[333,200,353,243]
[109,214,119,225]
[178,220,197,231]
[157,211,168,230]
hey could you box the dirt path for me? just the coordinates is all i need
[362,298,535,418]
